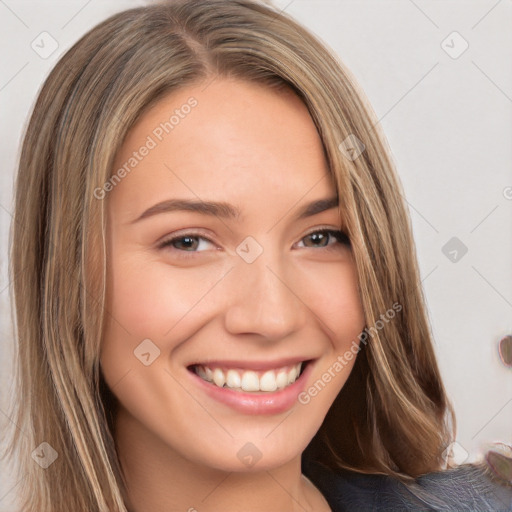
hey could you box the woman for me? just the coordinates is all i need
[7,0,512,510]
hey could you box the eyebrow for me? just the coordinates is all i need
[131,196,339,223]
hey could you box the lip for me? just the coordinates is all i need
[186,359,314,415]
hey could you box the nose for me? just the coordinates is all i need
[223,252,306,341]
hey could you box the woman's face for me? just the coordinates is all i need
[101,78,365,473]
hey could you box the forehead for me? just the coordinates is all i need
[108,78,335,220]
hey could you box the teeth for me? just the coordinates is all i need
[226,369,241,388]
[276,370,288,389]
[260,370,277,392]
[287,366,297,385]
[194,362,303,392]
[241,371,259,392]
[212,368,225,388]
[196,366,207,380]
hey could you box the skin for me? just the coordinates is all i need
[101,78,365,512]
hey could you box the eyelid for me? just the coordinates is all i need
[302,225,345,237]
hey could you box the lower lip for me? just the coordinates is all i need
[187,362,313,415]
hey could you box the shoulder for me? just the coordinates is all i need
[304,461,512,511]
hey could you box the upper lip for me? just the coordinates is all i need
[187,357,313,371]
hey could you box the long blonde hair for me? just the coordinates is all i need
[8,1,454,510]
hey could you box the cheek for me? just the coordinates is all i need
[297,256,365,402]
[300,255,365,342]
[100,241,244,406]
[103,248,230,344]
[99,251,220,386]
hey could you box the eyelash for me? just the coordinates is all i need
[158,228,350,255]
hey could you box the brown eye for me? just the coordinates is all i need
[171,236,200,251]
[159,234,215,253]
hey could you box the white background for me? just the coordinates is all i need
[1,1,511,510]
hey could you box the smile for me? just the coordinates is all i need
[192,362,303,392]
[186,359,313,415]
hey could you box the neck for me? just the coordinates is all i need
[115,408,329,512]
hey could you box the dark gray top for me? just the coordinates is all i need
[304,461,512,511]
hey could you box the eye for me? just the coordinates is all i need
[158,233,216,252]
[158,229,350,254]
[297,229,350,249]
